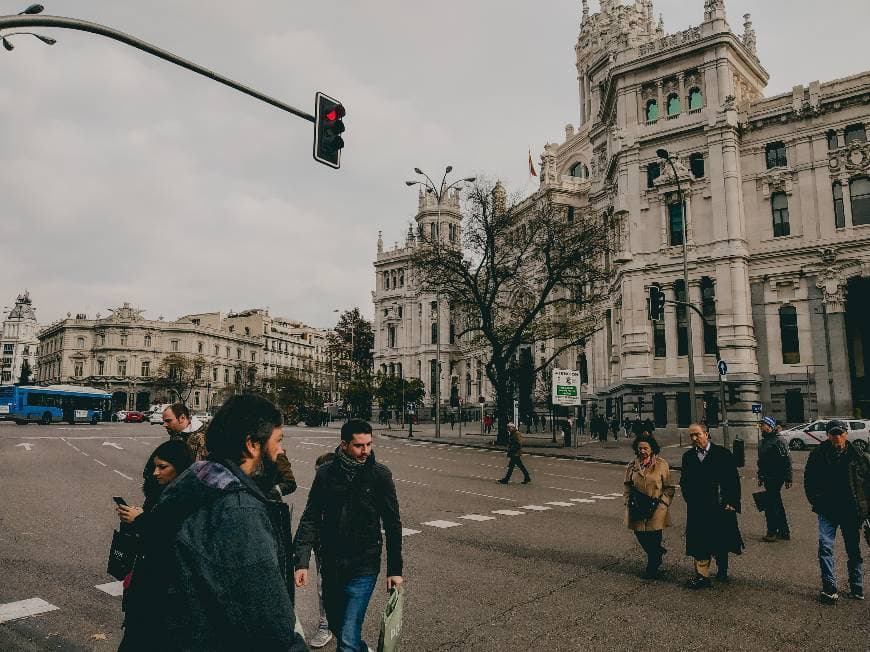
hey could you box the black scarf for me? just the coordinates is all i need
[336,447,367,483]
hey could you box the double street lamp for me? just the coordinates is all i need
[0,4,54,51]
[657,148,697,425]
[405,166,475,437]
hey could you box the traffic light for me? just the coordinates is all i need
[648,285,665,321]
[313,91,345,168]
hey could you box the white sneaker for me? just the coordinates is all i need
[309,628,333,648]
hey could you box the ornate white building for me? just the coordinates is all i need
[374,0,870,435]
[0,292,41,385]
[373,190,495,411]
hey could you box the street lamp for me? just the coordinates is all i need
[405,166,475,437]
[657,148,697,425]
[1,3,54,50]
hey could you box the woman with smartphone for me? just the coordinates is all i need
[115,439,193,651]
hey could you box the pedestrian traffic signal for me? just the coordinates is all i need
[728,383,739,405]
[313,91,345,168]
[648,285,665,321]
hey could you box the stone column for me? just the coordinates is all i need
[655,80,663,120]
[750,281,772,407]
[841,175,855,228]
[815,272,854,415]
[678,73,686,111]
[689,281,705,373]
[665,392,678,430]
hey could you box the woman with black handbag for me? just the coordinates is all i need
[114,439,193,652]
[624,435,675,579]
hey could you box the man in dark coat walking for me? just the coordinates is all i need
[294,419,403,651]
[757,415,793,542]
[498,422,532,484]
[804,419,870,603]
[680,422,743,589]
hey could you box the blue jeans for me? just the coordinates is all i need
[323,573,377,652]
[818,513,863,593]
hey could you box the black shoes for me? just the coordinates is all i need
[849,587,865,601]
[820,590,839,604]
[497,479,509,484]
[521,478,532,484]
[687,576,712,590]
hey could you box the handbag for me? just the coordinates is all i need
[627,486,659,522]
[752,490,768,512]
[107,526,138,581]
[377,588,404,652]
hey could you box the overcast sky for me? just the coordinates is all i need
[2,0,868,329]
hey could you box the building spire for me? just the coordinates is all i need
[581,0,589,22]
[377,230,383,254]
[742,13,757,55]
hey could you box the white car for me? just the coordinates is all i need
[784,418,870,452]
[191,413,212,426]
[149,406,169,426]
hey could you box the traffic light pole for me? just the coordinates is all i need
[0,14,317,122]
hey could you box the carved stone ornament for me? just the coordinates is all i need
[655,156,692,187]
[761,169,794,198]
[843,142,870,174]
[816,267,848,313]
[721,95,737,112]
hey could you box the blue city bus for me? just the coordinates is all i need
[0,384,111,425]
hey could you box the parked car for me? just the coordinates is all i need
[112,410,128,423]
[149,404,170,425]
[123,411,146,423]
[191,412,212,426]
[784,418,870,452]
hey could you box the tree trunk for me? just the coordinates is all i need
[495,387,512,446]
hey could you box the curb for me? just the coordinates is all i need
[378,431,639,468]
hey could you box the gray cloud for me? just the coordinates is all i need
[2,0,867,326]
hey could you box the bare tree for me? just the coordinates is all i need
[154,353,207,404]
[410,179,613,443]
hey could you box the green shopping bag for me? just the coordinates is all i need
[377,588,403,652]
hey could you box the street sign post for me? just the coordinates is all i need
[717,360,730,447]
[551,369,582,407]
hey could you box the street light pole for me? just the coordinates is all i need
[405,166,475,438]
[658,149,697,425]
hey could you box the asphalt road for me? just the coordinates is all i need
[0,421,867,651]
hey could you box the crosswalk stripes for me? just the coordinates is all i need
[95,581,125,596]
[0,598,59,624]
[491,509,525,516]
[402,528,422,536]
[544,501,575,507]
[459,514,497,521]
[519,505,552,511]
[422,520,462,529]
[591,495,618,500]
[570,498,596,503]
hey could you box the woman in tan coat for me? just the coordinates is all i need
[624,435,676,579]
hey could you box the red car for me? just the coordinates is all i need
[123,411,146,423]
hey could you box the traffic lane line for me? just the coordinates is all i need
[94,581,124,597]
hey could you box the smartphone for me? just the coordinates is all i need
[112,496,128,506]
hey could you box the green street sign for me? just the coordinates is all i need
[556,385,578,397]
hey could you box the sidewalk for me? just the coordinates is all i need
[375,421,760,468]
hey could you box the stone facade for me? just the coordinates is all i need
[0,292,41,385]
[373,0,870,434]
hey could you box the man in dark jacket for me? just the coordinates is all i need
[681,422,743,589]
[121,393,307,651]
[757,415,793,542]
[498,422,531,484]
[294,419,403,652]
[804,419,870,604]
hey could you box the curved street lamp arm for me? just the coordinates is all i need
[0,14,316,122]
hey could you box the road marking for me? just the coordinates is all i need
[519,505,552,511]
[453,489,516,502]
[94,459,108,467]
[570,498,596,503]
[401,528,421,536]
[298,442,330,447]
[492,509,525,516]
[545,501,575,507]
[459,514,497,521]
[422,520,462,529]
[95,581,124,597]
[102,442,124,450]
[80,451,90,457]
[0,598,59,623]
[540,472,598,481]
[57,427,105,430]
[114,470,134,481]
[591,495,618,500]
[607,493,623,497]
[394,478,430,487]
[547,487,597,495]
[15,442,33,451]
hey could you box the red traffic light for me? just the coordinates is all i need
[326,109,337,122]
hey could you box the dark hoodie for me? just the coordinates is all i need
[123,459,307,652]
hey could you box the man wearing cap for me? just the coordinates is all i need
[498,422,531,484]
[804,419,870,604]
[757,415,793,542]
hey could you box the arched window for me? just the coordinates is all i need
[645,99,659,122]
[431,322,438,345]
[779,305,800,364]
[833,182,845,229]
[850,177,870,226]
[647,162,661,189]
[689,153,705,178]
[688,87,704,111]
[771,192,790,237]
[569,162,585,178]
[666,93,681,117]
[827,130,839,151]
[668,201,686,246]
[76,337,85,349]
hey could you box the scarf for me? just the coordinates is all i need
[336,447,367,483]
[638,454,658,471]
